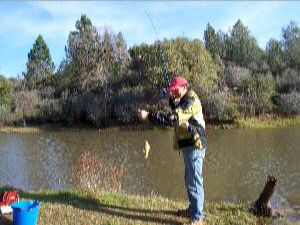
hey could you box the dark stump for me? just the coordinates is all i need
[250,175,281,217]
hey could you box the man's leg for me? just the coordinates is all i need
[183,147,206,222]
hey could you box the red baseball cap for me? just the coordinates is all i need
[167,76,188,91]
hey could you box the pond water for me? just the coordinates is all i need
[0,127,299,219]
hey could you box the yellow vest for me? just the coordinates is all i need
[173,90,206,150]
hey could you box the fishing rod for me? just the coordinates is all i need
[142,7,171,97]
[138,4,173,160]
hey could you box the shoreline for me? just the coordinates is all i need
[1,115,300,133]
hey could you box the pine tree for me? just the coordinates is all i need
[24,35,55,89]
[204,23,226,60]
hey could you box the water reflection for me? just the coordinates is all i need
[72,151,124,191]
[0,134,29,189]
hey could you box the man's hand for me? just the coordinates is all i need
[180,121,189,130]
[137,109,149,122]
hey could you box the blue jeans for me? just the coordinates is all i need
[182,147,206,221]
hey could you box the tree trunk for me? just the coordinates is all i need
[251,175,280,217]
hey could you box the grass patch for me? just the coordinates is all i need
[236,115,300,129]
[2,188,298,225]
[0,126,42,133]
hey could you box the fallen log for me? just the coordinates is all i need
[250,174,280,217]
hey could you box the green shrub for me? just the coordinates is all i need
[58,91,113,127]
[60,93,91,126]
[238,73,275,115]
[276,68,300,94]
[38,98,63,122]
[129,37,219,96]
[112,86,141,123]
[223,62,250,89]
[0,75,12,106]
[85,91,112,127]
[12,90,40,115]
[0,104,10,126]
[111,85,160,124]
[202,92,239,121]
[129,43,164,88]
[277,92,300,115]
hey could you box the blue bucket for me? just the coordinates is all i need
[11,200,39,225]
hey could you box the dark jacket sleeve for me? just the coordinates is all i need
[169,97,178,110]
[148,111,179,127]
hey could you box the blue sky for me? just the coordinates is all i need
[0,1,300,78]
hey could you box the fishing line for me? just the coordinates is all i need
[144,9,159,41]
[138,2,171,92]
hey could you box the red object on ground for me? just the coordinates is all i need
[0,191,19,206]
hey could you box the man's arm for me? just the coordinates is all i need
[148,111,179,127]
[169,97,179,110]
[137,109,179,127]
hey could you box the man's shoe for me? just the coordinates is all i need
[176,208,191,218]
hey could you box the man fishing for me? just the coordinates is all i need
[137,76,207,225]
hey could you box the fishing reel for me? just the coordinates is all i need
[162,88,169,98]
